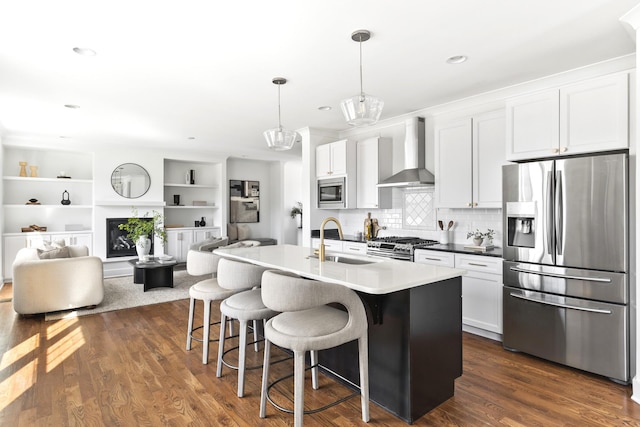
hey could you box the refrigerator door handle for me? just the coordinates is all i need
[555,171,563,256]
[510,292,612,314]
[509,266,612,283]
[546,171,554,255]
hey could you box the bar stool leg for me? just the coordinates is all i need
[311,350,319,390]
[238,319,248,397]
[202,300,212,364]
[216,313,228,378]
[294,351,305,427]
[259,339,271,418]
[253,319,259,352]
[359,335,370,422]
[186,297,196,350]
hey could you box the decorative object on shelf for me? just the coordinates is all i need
[21,224,47,232]
[189,169,195,185]
[192,200,207,206]
[57,171,72,179]
[185,172,190,184]
[194,220,200,227]
[61,190,71,205]
[340,29,384,127]
[29,165,38,177]
[117,210,167,260]
[263,77,299,151]
[466,228,495,246]
[19,161,27,177]
[199,217,206,227]
[173,194,180,206]
[111,163,151,199]
[290,201,303,229]
[25,198,41,205]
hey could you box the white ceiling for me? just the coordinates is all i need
[0,0,638,161]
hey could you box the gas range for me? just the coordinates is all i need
[366,236,439,261]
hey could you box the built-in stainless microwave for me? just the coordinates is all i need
[317,177,346,209]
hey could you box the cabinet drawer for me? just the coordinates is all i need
[454,254,502,274]
[342,241,367,255]
[414,250,455,267]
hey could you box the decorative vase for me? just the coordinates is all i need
[473,237,483,246]
[296,214,302,229]
[189,169,195,185]
[29,165,38,177]
[173,194,180,205]
[136,236,152,261]
[199,217,206,227]
[61,190,71,205]
[19,161,27,177]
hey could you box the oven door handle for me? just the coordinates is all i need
[509,266,612,283]
[510,292,612,314]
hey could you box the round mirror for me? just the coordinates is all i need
[111,163,151,198]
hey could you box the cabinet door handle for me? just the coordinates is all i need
[473,202,478,207]
[347,247,359,251]
[468,262,488,267]
[561,147,568,153]
[424,257,443,261]
[467,202,472,207]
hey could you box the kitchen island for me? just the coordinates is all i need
[214,244,465,423]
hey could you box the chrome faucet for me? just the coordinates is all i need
[316,217,344,262]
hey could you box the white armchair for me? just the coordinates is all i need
[12,245,104,315]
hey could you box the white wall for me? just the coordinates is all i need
[282,160,303,244]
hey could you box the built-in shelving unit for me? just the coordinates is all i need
[2,146,94,281]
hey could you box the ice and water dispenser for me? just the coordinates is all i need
[506,202,536,248]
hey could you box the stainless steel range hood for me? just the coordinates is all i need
[377,117,435,187]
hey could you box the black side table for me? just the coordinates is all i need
[128,259,177,292]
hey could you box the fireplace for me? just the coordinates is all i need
[106,218,154,258]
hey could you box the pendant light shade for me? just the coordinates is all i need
[340,30,384,127]
[264,77,298,151]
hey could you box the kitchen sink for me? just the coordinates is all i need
[307,254,377,265]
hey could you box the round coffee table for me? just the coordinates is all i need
[128,258,178,292]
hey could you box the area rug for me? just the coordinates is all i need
[45,270,208,321]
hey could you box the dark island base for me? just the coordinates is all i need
[318,277,462,423]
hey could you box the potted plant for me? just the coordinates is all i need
[290,202,303,229]
[466,228,496,246]
[118,210,167,259]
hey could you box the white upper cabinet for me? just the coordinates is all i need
[436,110,505,208]
[316,139,352,178]
[356,137,392,209]
[506,73,628,161]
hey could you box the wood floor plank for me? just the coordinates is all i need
[0,296,638,426]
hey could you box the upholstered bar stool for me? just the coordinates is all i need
[259,270,370,427]
[185,247,237,364]
[216,257,278,397]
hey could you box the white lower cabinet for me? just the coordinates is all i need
[454,254,503,338]
[414,249,503,340]
[342,241,367,255]
[166,227,220,262]
[311,238,343,252]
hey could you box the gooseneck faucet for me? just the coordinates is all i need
[316,217,344,262]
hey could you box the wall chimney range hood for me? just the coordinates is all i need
[377,117,435,187]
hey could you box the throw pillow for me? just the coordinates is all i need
[227,223,238,241]
[197,237,229,252]
[237,224,250,240]
[37,246,71,259]
[42,239,66,250]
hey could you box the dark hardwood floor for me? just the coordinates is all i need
[0,286,639,426]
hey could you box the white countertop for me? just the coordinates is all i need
[214,244,465,295]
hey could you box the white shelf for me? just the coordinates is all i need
[4,230,93,237]
[95,200,166,206]
[165,205,218,209]
[164,183,219,189]
[4,204,93,208]
[3,176,92,183]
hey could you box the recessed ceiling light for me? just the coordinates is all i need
[64,104,80,109]
[446,55,467,64]
[318,106,332,111]
[73,47,96,56]
[59,136,71,139]
[188,136,196,140]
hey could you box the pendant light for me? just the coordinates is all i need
[264,77,298,151]
[340,29,384,127]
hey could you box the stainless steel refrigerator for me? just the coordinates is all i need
[502,152,630,383]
